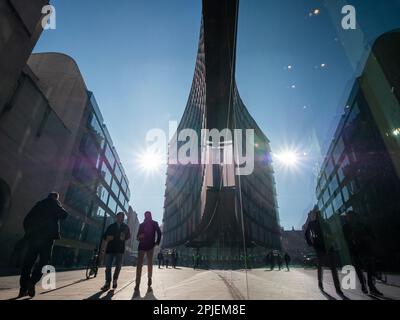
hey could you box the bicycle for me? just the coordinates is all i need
[86,249,100,279]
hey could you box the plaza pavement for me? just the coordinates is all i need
[0,266,399,300]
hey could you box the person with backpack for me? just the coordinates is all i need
[19,192,68,298]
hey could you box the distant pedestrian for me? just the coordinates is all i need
[157,252,164,269]
[100,212,131,291]
[134,211,162,294]
[174,251,179,268]
[284,253,291,271]
[277,253,283,270]
[267,251,275,270]
[19,192,68,298]
[165,254,170,269]
[305,208,343,295]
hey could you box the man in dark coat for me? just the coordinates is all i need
[134,211,162,294]
[305,209,343,295]
[19,192,68,298]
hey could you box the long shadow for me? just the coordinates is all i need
[85,289,115,300]
[39,278,88,295]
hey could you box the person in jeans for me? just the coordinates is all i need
[305,208,343,296]
[134,211,162,294]
[100,212,131,291]
[19,192,69,298]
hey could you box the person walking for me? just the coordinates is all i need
[134,211,162,294]
[284,253,291,271]
[19,192,69,298]
[342,210,383,296]
[157,251,164,269]
[277,252,283,271]
[305,208,343,295]
[268,250,275,270]
[100,212,131,291]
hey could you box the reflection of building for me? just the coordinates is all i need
[281,227,310,265]
[315,30,400,269]
[0,0,49,114]
[0,50,132,266]
[162,0,281,264]
[125,207,139,265]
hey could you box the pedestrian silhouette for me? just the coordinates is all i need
[277,252,283,271]
[134,211,162,294]
[157,251,164,269]
[342,210,383,296]
[284,253,291,271]
[267,250,275,270]
[19,192,68,298]
[100,212,131,291]
[305,208,343,295]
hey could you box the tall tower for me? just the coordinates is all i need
[162,0,281,262]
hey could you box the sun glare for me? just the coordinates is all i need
[136,149,165,174]
[274,150,300,168]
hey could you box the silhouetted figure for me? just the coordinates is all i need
[100,212,131,291]
[277,253,283,270]
[165,254,170,269]
[134,211,162,294]
[305,209,343,295]
[267,251,275,270]
[342,210,383,296]
[174,251,179,268]
[284,253,291,271]
[19,192,68,298]
[157,252,164,269]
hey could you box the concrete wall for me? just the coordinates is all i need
[0,65,72,266]
[0,0,48,113]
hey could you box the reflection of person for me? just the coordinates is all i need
[342,210,382,296]
[19,192,68,298]
[305,209,343,295]
[134,211,162,294]
[284,253,291,271]
[100,212,131,291]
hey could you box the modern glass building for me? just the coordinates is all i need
[162,0,281,268]
[315,30,400,270]
[55,92,132,267]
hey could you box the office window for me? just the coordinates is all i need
[96,184,109,205]
[115,165,122,183]
[105,144,116,169]
[108,195,118,213]
[80,133,100,167]
[111,178,120,197]
[87,113,105,148]
[100,161,112,186]
[65,185,92,217]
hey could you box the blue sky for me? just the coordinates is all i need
[34,0,400,229]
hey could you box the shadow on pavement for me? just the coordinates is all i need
[85,289,115,300]
[131,288,158,300]
[39,278,88,295]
